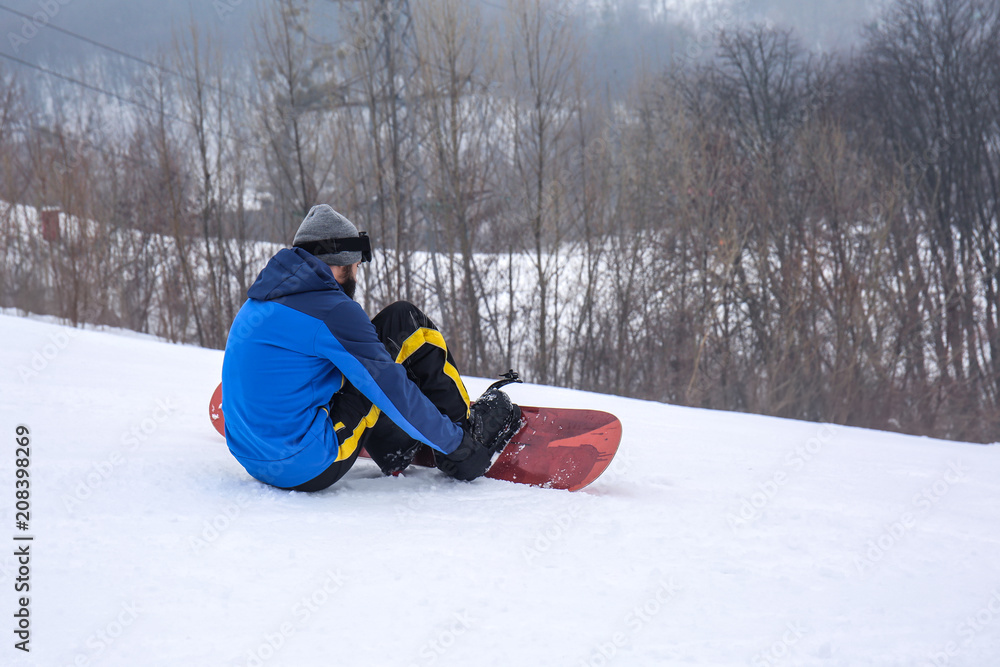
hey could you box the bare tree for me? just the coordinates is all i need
[173,22,266,349]
[337,0,422,305]
[854,0,1000,439]
[412,0,503,374]
[255,0,339,239]
[503,0,579,385]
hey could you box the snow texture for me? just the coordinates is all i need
[1,312,999,667]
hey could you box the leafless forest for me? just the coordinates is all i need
[1,0,998,442]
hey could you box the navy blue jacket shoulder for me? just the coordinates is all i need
[221,248,463,487]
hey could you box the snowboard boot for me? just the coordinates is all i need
[469,370,524,456]
[433,372,523,480]
[377,437,425,476]
[469,390,521,457]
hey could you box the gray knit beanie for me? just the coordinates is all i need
[293,205,362,266]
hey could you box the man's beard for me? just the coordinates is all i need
[340,275,357,300]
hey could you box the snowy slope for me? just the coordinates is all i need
[1,313,999,667]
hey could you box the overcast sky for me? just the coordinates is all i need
[0,0,268,61]
[0,0,885,75]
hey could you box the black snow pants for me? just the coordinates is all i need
[287,301,471,492]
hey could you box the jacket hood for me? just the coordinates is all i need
[247,247,342,301]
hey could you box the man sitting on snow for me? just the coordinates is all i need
[221,204,520,491]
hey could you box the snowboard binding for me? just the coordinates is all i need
[486,369,523,392]
[472,370,524,456]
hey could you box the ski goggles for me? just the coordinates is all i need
[294,231,372,263]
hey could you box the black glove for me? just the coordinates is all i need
[435,429,495,481]
[436,383,522,481]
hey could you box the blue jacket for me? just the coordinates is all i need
[221,248,463,488]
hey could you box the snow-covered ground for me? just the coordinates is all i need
[1,312,999,667]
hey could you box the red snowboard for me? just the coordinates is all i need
[209,383,621,491]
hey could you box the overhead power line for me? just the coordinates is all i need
[0,3,173,75]
[0,51,246,143]
[0,51,189,125]
[0,2,251,105]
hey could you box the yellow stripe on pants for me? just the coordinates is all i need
[395,327,471,418]
[336,403,381,462]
